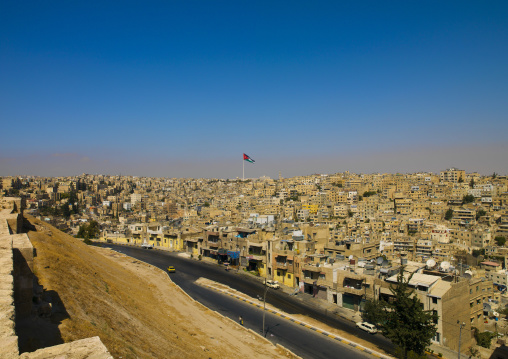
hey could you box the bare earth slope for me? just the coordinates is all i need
[24,216,295,359]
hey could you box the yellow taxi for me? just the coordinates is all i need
[167,266,176,273]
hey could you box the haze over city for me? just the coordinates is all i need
[1,1,507,178]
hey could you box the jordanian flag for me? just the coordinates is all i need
[243,153,255,163]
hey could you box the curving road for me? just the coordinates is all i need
[104,243,394,358]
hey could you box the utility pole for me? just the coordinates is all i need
[458,321,465,359]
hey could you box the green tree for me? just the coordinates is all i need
[458,176,464,183]
[476,209,486,221]
[474,330,495,348]
[463,194,475,203]
[61,204,71,219]
[469,178,475,189]
[495,236,506,247]
[363,191,377,197]
[76,220,100,241]
[444,209,453,220]
[363,269,437,359]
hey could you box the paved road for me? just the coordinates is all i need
[105,244,394,358]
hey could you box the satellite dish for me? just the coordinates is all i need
[464,273,472,280]
[440,261,451,271]
[465,270,473,276]
[349,255,354,260]
[426,259,436,269]
[376,257,384,265]
[382,259,390,267]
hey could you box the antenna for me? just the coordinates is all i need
[440,261,451,272]
[426,259,436,269]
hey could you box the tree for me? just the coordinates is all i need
[476,209,486,221]
[76,220,100,241]
[463,194,475,203]
[495,236,506,247]
[458,176,464,183]
[474,329,495,348]
[363,268,437,359]
[363,191,377,197]
[469,178,475,189]
[61,203,71,219]
[444,208,453,220]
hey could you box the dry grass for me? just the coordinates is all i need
[25,216,295,359]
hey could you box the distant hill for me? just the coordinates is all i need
[23,215,293,359]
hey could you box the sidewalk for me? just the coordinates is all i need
[251,276,363,324]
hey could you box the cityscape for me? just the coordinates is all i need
[2,168,508,358]
[2,1,508,358]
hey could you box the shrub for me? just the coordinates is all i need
[474,330,495,348]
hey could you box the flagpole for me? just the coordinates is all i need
[243,157,245,181]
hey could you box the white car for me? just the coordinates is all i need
[266,280,280,289]
[356,322,377,334]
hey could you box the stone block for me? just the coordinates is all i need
[20,336,113,359]
[0,335,19,359]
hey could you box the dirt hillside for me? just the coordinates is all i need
[22,216,296,359]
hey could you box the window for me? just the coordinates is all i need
[288,274,292,279]
[432,297,438,304]
[432,310,438,323]
[433,332,440,342]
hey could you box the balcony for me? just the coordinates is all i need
[343,271,366,281]
[275,262,288,270]
[340,286,364,296]
[275,250,295,258]
[246,254,265,261]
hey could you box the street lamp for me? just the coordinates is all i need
[262,240,269,337]
[458,320,465,359]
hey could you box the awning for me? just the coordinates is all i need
[218,248,228,255]
[227,251,240,259]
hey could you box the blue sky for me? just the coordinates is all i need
[1,1,507,178]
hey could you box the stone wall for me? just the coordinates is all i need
[0,197,112,359]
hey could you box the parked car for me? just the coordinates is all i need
[167,266,176,273]
[266,280,280,289]
[356,322,377,334]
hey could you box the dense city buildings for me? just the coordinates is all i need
[2,169,508,352]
